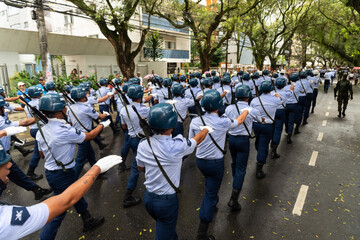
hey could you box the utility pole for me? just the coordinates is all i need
[225,0,229,73]
[34,0,53,82]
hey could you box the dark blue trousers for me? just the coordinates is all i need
[40,168,88,240]
[196,158,224,223]
[253,123,274,164]
[324,80,330,93]
[303,93,313,120]
[126,136,141,191]
[286,103,298,134]
[296,96,306,124]
[272,109,286,145]
[29,129,41,168]
[229,135,250,191]
[121,130,131,160]
[172,122,184,137]
[144,190,178,240]
[99,105,115,130]
[74,140,96,178]
[0,159,36,196]
[311,88,318,110]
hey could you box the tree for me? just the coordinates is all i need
[154,0,260,72]
[66,0,158,78]
[144,31,164,61]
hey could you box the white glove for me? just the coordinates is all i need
[107,91,114,96]
[4,109,11,113]
[200,126,214,133]
[150,86,157,90]
[103,111,110,116]
[151,93,158,97]
[4,126,27,136]
[166,100,178,105]
[241,107,252,114]
[95,155,122,173]
[100,119,111,128]
[224,90,230,94]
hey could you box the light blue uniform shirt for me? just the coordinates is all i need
[156,88,171,103]
[298,79,312,95]
[263,76,272,81]
[254,78,262,87]
[173,96,194,122]
[96,87,111,105]
[272,88,291,109]
[196,88,211,99]
[85,96,98,108]
[312,76,321,88]
[225,102,262,136]
[189,113,238,159]
[235,80,255,95]
[120,102,149,138]
[217,85,232,104]
[286,83,302,104]
[185,87,202,100]
[36,118,86,170]
[0,203,49,240]
[136,135,197,195]
[67,102,99,132]
[24,98,40,130]
[213,83,221,91]
[250,94,282,124]
[0,115,19,151]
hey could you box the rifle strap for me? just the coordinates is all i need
[299,79,307,94]
[258,95,276,123]
[221,86,230,104]
[67,105,92,132]
[234,103,254,138]
[120,97,142,139]
[172,102,186,123]
[270,82,287,109]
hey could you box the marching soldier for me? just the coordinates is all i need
[334,75,353,117]
[189,90,250,239]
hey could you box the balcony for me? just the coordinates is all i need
[142,13,189,34]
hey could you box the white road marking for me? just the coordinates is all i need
[325,112,329,116]
[329,101,332,105]
[317,132,324,141]
[328,106,331,110]
[292,185,309,216]
[309,151,318,166]
[322,120,327,126]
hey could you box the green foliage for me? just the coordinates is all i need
[211,48,226,67]
[144,31,164,61]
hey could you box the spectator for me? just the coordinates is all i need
[16,82,29,107]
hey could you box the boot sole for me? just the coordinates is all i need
[123,200,142,208]
[83,217,105,232]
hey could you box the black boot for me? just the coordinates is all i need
[26,166,43,181]
[302,118,308,125]
[123,189,141,208]
[270,144,280,159]
[14,145,33,157]
[196,220,215,240]
[98,142,108,150]
[112,127,121,135]
[287,134,292,144]
[32,185,53,200]
[294,124,300,134]
[338,111,341,118]
[256,162,266,179]
[342,110,346,117]
[227,189,241,211]
[118,161,130,172]
[311,107,314,113]
[81,210,105,232]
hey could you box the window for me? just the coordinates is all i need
[165,41,176,49]
[167,62,177,74]
[64,13,74,25]
[10,23,21,29]
[88,34,99,38]
[24,21,28,28]
[7,6,19,16]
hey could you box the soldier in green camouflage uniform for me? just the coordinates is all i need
[334,74,353,118]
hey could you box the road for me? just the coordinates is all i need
[2,82,359,240]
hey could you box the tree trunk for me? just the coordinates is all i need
[254,53,264,70]
[269,56,277,70]
[199,51,211,73]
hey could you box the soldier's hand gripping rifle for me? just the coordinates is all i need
[131,105,153,138]
[19,96,48,124]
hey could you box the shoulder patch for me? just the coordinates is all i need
[186,138,192,146]
[11,206,30,226]
[94,97,97,100]
[5,103,9,107]
[92,109,96,113]
[5,119,11,124]
[75,129,82,135]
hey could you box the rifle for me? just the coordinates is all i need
[16,87,31,101]
[60,88,76,105]
[90,79,113,113]
[19,96,48,124]
[230,85,236,105]
[167,86,173,100]
[131,105,153,138]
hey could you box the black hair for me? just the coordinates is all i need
[151,127,170,135]
[237,97,249,101]
[42,110,57,118]
[262,90,271,94]
[277,86,285,89]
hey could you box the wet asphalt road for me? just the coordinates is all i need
[2,82,360,240]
